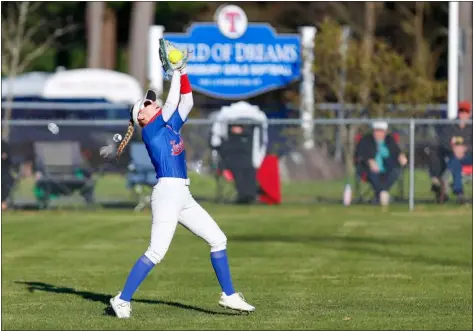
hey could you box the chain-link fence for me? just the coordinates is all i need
[3,118,471,210]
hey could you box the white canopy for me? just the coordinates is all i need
[210,101,268,168]
[213,101,268,123]
[42,69,143,104]
[2,69,143,104]
[1,72,52,98]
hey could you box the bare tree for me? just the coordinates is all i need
[1,1,77,140]
[128,1,156,88]
[399,3,445,79]
[414,2,425,74]
[313,19,366,174]
[327,2,366,37]
[313,17,446,173]
[86,1,104,68]
[102,6,117,70]
[370,40,412,116]
[458,1,472,102]
[314,19,349,103]
[397,3,448,107]
[359,2,378,108]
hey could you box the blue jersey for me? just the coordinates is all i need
[141,109,187,179]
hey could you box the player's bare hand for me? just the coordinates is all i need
[100,145,114,159]
[452,145,466,160]
[368,159,380,173]
[398,153,408,166]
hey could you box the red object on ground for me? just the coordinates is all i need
[216,169,235,181]
[222,169,234,181]
[462,165,473,176]
[256,155,282,205]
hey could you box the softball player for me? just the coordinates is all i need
[109,64,255,318]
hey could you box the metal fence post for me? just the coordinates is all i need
[409,119,416,211]
[299,26,317,150]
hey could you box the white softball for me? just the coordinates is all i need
[113,133,122,142]
[48,123,59,134]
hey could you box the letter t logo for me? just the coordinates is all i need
[225,12,240,33]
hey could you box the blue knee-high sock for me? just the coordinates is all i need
[210,249,235,296]
[119,255,155,302]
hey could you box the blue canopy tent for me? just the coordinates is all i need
[1,96,130,121]
[1,69,143,121]
[1,69,144,171]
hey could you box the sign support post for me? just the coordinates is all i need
[448,2,459,119]
[299,26,317,150]
[148,25,165,104]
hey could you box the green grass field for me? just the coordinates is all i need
[2,203,472,330]
[11,169,472,207]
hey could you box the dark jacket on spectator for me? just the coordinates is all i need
[1,139,14,203]
[1,140,12,176]
[438,124,472,155]
[355,133,402,171]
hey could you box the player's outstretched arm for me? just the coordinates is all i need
[177,68,193,121]
[161,70,181,122]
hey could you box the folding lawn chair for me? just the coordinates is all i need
[33,141,95,208]
[353,132,405,203]
[127,142,158,211]
[213,152,237,203]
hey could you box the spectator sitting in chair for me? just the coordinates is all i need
[2,139,14,211]
[355,121,408,206]
[430,101,472,203]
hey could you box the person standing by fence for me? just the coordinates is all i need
[429,101,472,204]
[1,139,15,211]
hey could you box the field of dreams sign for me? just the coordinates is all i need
[163,5,301,99]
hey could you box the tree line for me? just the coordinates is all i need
[1,1,450,110]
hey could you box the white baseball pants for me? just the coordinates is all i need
[144,178,227,264]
